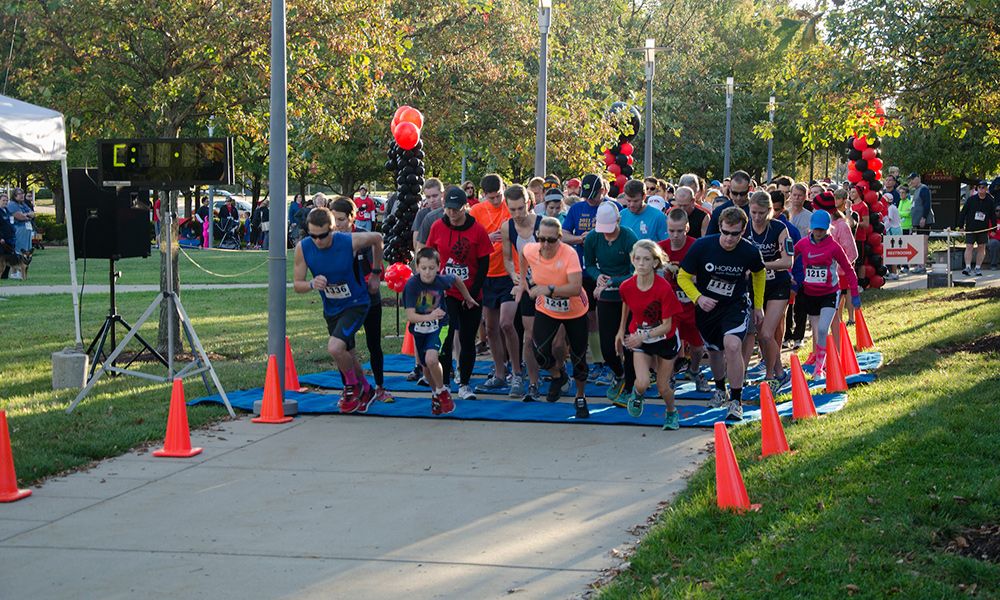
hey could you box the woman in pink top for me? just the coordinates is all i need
[792,210,861,381]
[812,190,858,355]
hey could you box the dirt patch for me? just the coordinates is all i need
[938,333,1000,355]
[945,523,1000,564]
[941,287,1000,302]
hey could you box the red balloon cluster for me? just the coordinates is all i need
[845,135,884,185]
[604,141,635,197]
[384,262,413,293]
[844,132,890,289]
[391,106,424,150]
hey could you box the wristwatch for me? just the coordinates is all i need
[548,285,555,296]
[370,267,383,275]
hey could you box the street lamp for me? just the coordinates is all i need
[533,0,552,178]
[627,39,669,179]
[724,76,734,179]
[766,95,776,184]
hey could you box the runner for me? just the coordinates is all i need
[657,208,711,393]
[958,181,997,276]
[792,210,861,381]
[329,197,392,403]
[812,189,858,357]
[677,207,766,421]
[616,240,683,430]
[743,192,793,392]
[516,217,591,419]
[619,179,668,241]
[425,187,494,401]
[293,206,384,413]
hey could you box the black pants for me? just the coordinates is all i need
[784,297,807,342]
[597,299,635,387]
[364,294,384,386]
[532,312,589,381]
[442,296,483,385]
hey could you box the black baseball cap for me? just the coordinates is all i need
[579,174,603,200]
[908,172,920,179]
[443,187,468,209]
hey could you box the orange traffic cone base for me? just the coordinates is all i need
[721,503,762,514]
[153,446,202,458]
[255,355,294,424]
[252,414,293,424]
[0,488,31,503]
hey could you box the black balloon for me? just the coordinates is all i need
[848,148,863,161]
[615,154,629,166]
[415,165,425,176]
[606,101,642,143]
[845,137,856,151]
[854,159,869,173]
[415,150,425,160]
[864,242,874,256]
[402,150,414,160]
[413,140,423,152]
[406,174,419,184]
[877,265,888,276]
[610,144,622,155]
[402,165,415,176]
[408,157,420,168]
[621,164,634,177]
[869,136,881,149]
[862,169,877,182]
[858,277,870,289]
[870,180,883,193]
[397,184,408,195]
[384,160,394,171]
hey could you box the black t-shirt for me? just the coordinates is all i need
[688,206,709,238]
[679,234,765,306]
[705,199,751,236]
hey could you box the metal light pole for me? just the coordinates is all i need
[533,0,552,178]
[627,40,668,179]
[766,95,775,184]
[207,117,215,249]
[724,76,734,179]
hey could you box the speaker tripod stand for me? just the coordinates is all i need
[86,257,168,379]
[68,210,234,417]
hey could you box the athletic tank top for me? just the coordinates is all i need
[301,233,369,316]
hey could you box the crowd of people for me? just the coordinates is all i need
[291,167,999,429]
[0,187,38,279]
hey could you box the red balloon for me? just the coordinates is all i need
[620,142,634,156]
[391,105,410,130]
[870,275,885,288]
[604,152,616,166]
[869,157,883,171]
[626,155,633,165]
[847,169,863,183]
[398,107,423,130]
[393,121,420,150]
[864,264,876,279]
[608,163,621,176]
[875,169,883,181]
[862,147,876,161]
[848,160,856,172]
[853,136,868,151]
[615,173,628,188]
[872,242,883,255]
[867,232,882,246]
[864,190,878,205]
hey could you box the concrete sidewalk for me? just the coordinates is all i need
[0,413,712,599]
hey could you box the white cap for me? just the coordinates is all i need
[646,195,666,212]
[594,202,620,233]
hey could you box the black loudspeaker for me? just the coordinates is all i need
[69,169,151,260]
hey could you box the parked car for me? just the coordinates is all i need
[212,197,253,218]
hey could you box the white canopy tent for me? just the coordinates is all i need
[0,94,83,346]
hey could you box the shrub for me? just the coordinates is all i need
[34,213,67,244]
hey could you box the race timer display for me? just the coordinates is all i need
[97,138,234,188]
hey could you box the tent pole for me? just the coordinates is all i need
[61,158,82,348]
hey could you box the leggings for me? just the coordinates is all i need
[532,312,589,381]
[597,299,635,387]
[442,295,484,385]
[364,294,384,386]
[785,297,807,341]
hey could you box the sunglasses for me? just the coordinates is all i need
[538,236,561,244]
[720,229,743,237]
[309,229,333,240]
[729,190,749,197]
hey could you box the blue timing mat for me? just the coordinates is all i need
[190,388,850,428]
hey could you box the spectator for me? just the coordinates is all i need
[8,188,34,255]
[353,185,376,231]
[195,196,211,248]
[908,173,934,273]
[987,206,1000,270]
[564,178,581,198]
[462,181,478,205]
[258,199,270,250]
[957,180,997,276]
[287,193,303,244]
[0,193,15,279]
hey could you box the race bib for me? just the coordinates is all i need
[8,216,13,225]
[261,222,270,232]
[675,288,692,303]
[638,325,665,344]
[975,211,986,222]
[413,319,439,334]
[706,277,735,297]
[765,269,776,281]
[24,222,32,231]
[323,282,352,300]
[544,295,570,312]
[445,264,469,280]
[804,267,828,284]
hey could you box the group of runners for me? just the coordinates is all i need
[293,171,862,429]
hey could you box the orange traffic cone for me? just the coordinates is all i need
[284,337,307,393]
[714,422,760,512]
[790,354,817,420]
[824,334,848,393]
[855,308,875,350]
[0,410,31,502]
[758,383,790,458]
[153,379,203,457]
[253,355,293,424]
[838,322,861,376]
[402,328,415,357]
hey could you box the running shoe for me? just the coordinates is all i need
[438,389,455,414]
[595,365,615,386]
[475,376,507,394]
[355,384,376,413]
[458,385,477,401]
[405,365,423,382]
[374,386,395,404]
[547,369,568,402]
[431,391,443,415]
[690,370,712,393]
[726,399,743,421]
[708,387,729,408]
[962,267,972,276]
[475,341,490,356]
[649,370,657,388]
[574,396,590,419]
[626,389,644,418]
[508,374,525,398]
[663,410,680,431]
[747,362,766,378]
[803,352,817,366]
[888,272,899,280]
[587,363,603,383]
[772,369,791,393]
[561,376,572,395]
[522,383,540,403]
[673,356,691,375]
[417,376,430,387]
[607,376,628,405]
[339,384,361,413]
[975,267,983,276]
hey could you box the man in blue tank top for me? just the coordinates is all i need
[294,206,384,413]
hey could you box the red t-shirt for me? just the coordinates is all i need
[657,236,697,321]
[618,275,682,340]
[426,217,494,300]
[354,196,376,223]
[852,202,869,241]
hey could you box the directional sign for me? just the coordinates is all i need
[883,234,926,265]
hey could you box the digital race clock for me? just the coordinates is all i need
[97,138,234,188]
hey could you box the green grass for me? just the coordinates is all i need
[9,246,293,286]
[0,286,408,484]
[598,288,1000,599]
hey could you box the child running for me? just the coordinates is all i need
[615,240,684,430]
[403,247,478,415]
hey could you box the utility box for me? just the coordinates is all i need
[52,348,89,390]
[927,273,953,288]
